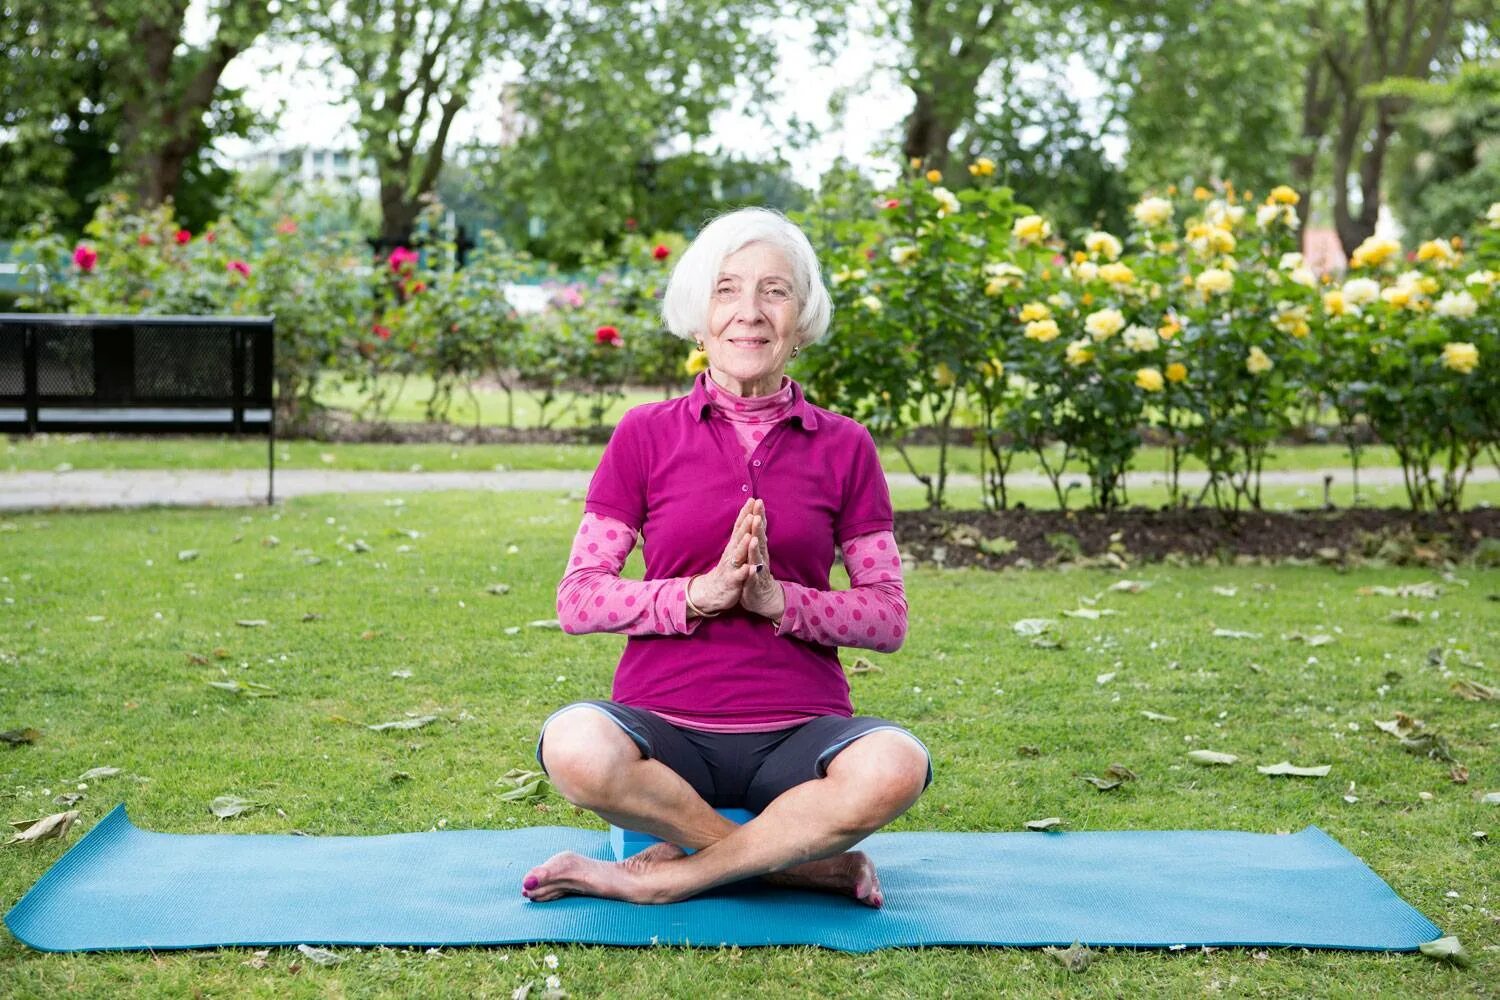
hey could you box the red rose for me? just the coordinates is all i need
[406,280,426,296]
[205,230,217,244]
[595,325,620,345]
[226,260,251,278]
[372,324,393,340]
[72,245,98,272]
[884,198,900,209]
[625,217,638,231]
[137,233,155,247]
[652,244,671,261]
[175,229,191,245]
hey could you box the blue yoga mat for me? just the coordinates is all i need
[5,805,1440,954]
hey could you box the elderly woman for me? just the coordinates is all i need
[522,208,930,908]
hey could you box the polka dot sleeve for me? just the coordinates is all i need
[775,531,907,653]
[556,512,700,636]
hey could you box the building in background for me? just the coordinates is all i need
[231,146,380,201]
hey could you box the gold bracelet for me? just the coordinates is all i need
[684,576,720,619]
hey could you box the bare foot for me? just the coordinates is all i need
[522,841,686,904]
[765,851,883,908]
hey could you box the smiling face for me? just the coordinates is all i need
[703,242,802,397]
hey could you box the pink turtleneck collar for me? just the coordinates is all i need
[702,371,796,424]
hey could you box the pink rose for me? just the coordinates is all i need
[72,245,98,272]
[226,260,251,278]
[388,246,419,273]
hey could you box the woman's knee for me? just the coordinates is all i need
[537,706,641,805]
[829,731,930,823]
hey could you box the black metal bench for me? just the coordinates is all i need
[0,313,276,503]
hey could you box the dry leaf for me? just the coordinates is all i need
[296,944,344,966]
[1283,631,1334,646]
[528,619,562,630]
[210,795,260,820]
[1211,586,1238,597]
[207,679,278,698]
[486,584,512,596]
[1024,817,1063,831]
[1187,750,1238,766]
[1095,672,1116,685]
[235,619,269,628]
[846,656,882,675]
[1257,761,1331,778]
[1400,734,1455,762]
[1373,713,1422,739]
[1212,628,1260,639]
[1452,680,1498,701]
[1418,936,1468,965]
[1386,609,1423,626]
[76,766,120,781]
[1012,618,1056,636]
[1043,941,1096,972]
[1017,745,1041,757]
[6,810,79,847]
[1450,765,1469,785]
[1476,791,1500,805]
[1104,763,1137,782]
[1359,582,1441,599]
[1140,711,1177,723]
[367,715,439,732]
[177,550,199,562]
[1106,580,1151,594]
[1,728,41,745]
[1082,775,1122,791]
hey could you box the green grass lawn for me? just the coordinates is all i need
[1,491,1495,997]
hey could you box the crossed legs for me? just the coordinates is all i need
[522,706,930,906]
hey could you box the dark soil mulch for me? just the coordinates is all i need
[894,507,1500,570]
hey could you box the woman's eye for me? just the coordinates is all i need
[765,287,789,300]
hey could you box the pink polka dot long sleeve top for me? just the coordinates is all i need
[555,373,907,731]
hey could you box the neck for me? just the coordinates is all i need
[708,368,786,399]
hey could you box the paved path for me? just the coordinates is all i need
[2,465,1493,512]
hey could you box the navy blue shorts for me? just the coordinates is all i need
[537,700,931,815]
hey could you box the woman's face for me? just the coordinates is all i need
[703,242,801,396]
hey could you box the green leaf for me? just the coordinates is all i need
[1043,941,1096,972]
[1418,936,1468,965]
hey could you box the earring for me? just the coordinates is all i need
[790,346,800,358]
[695,340,704,351]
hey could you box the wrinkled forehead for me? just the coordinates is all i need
[717,241,795,282]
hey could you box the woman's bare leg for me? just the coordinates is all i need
[524,726,929,905]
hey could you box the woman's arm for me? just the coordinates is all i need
[556,512,701,636]
[773,531,907,653]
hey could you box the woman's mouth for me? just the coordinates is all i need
[728,338,769,349]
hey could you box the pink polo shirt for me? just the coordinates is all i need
[563,372,901,727]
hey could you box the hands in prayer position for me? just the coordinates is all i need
[686,498,786,622]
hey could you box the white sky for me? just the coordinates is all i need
[197,2,1117,190]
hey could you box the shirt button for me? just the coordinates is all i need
[741,484,750,492]
[752,460,762,467]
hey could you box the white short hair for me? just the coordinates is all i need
[661,207,833,345]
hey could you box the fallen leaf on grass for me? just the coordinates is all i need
[1140,711,1177,723]
[1081,775,1123,791]
[1257,762,1331,778]
[1476,791,1500,805]
[503,626,522,635]
[1017,745,1041,757]
[1282,631,1334,646]
[486,584,512,596]
[1212,628,1260,639]
[846,656,882,675]
[1,728,41,745]
[1418,936,1468,965]
[1187,750,1238,766]
[528,619,562,630]
[1360,582,1442,600]
[301,612,322,622]
[1043,941,1096,972]
[498,768,551,803]
[1450,765,1469,785]
[1386,609,1424,626]
[1106,579,1151,594]
[1064,608,1118,620]
[1024,817,1063,831]
[1373,713,1423,739]
[235,619,269,628]
[1012,618,1056,637]
[1095,672,1116,685]
[6,810,80,847]
[1081,764,1136,792]
[210,795,260,820]
[296,944,344,966]
[390,670,413,679]
[76,766,120,781]
[245,949,270,969]
[53,792,84,806]
[177,550,199,562]
[367,715,439,732]
[1452,680,1498,701]
[206,679,278,698]
[1400,734,1455,762]
[1031,636,1065,650]
[1211,586,1238,598]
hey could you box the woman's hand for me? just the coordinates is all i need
[738,499,786,622]
[686,498,758,615]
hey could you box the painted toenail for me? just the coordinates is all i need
[523,875,539,890]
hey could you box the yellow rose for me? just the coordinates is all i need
[1322,289,1347,317]
[890,244,918,266]
[1442,341,1479,374]
[968,157,996,177]
[1246,346,1273,375]
[934,362,955,387]
[1024,318,1061,342]
[1192,186,1211,201]
[1268,185,1299,205]
[1084,231,1123,260]
[1135,367,1164,392]
[1349,236,1401,269]
[1158,316,1181,340]
[925,169,943,183]
[1416,239,1456,266]
[932,186,960,217]
[1488,202,1500,227]
[1084,308,1125,341]
[909,157,923,171]
[1073,261,1099,283]
[1434,291,1478,319]
[1380,285,1411,308]
[1064,338,1094,366]
[981,357,1005,378]
[1133,197,1173,228]
[1272,303,1311,338]
[1165,362,1188,383]
[858,294,883,313]
[1099,262,1136,285]
[1195,268,1234,297]
[684,348,709,375]
[1012,214,1052,246]
[1019,302,1051,322]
